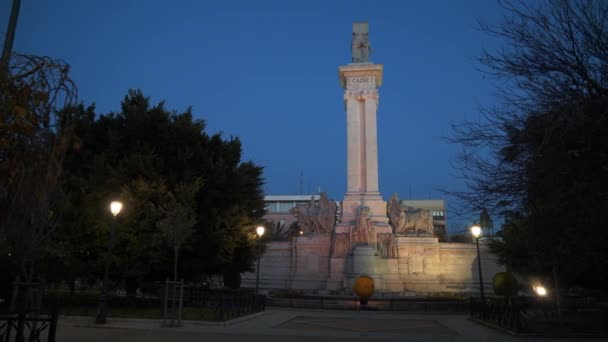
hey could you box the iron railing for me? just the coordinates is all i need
[267,295,468,312]
[470,297,527,332]
[52,287,265,322]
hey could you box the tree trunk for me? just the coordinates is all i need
[173,246,179,282]
[551,255,563,321]
[69,279,75,296]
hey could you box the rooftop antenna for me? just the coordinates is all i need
[299,171,303,195]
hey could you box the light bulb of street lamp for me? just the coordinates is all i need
[533,284,547,296]
[299,230,303,235]
[471,225,482,238]
[110,201,123,216]
[256,226,265,237]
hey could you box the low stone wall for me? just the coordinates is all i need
[242,236,503,296]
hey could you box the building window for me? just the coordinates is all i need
[266,201,299,213]
[432,210,445,220]
[277,202,295,213]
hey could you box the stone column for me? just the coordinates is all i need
[345,91,362,193]
[363,89,379,194]
[337,64,386,222]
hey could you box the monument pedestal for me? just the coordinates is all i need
[341,193,389,224]
[290,234,331,289]
[327,258,347,290]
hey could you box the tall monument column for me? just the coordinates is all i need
[337,22,387,224]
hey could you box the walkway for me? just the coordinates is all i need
[56,308,587,341]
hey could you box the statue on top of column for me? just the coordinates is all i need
[351,22,371,63]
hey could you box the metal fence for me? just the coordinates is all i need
[0,310,58,342]
[0,283,59,342]
[52,287,265,322]
[470,298,527,332]
[267,295,469,312]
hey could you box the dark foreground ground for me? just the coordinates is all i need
[54,308,602,342]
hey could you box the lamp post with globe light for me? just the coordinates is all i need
[471,224,485,302]
[96,201,122,324]
[255,226,265,294]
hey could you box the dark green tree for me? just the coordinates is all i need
[51,90,265,291]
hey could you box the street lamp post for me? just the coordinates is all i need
[255,226,265,294]
[471,225,485,302]
[96,201,122,324]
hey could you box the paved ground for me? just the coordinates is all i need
[55,308,591,341]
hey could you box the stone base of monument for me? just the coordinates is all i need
[290,234,331,290]
[241,237,504,295]
[327,257,346,290]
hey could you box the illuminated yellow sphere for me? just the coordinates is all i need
[353,275,375,300]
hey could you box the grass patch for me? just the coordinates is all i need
[60,305,245,321]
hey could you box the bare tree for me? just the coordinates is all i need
[447,0,608,215]
[447,0,608,315]
[0,54,77,283]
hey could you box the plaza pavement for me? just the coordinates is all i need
[56,308,590,342]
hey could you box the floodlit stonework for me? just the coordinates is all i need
[242,22,503,295]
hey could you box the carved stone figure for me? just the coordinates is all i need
[351,206,375,246]
[318,192,338,233]
[395,205,434,236]
[290,192,337,234]
[377,233,398,258]
[387,192,401,231]
[331,233,350,258]
[351,22,371,63]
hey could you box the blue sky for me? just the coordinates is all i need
[2,0,508,230]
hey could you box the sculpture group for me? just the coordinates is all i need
[289,192,434,260]
[290,192,337,234]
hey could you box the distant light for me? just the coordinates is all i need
[533,284,547,296]
[299,230,304,235]
[8,253,11,257]
[256,226,265,237]
[471,225,482,238]
[110,201,123,216]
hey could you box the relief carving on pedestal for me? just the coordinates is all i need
[351,206,376,246]
[377,233,398,258]
[331,233,350,258]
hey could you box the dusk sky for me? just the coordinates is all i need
[2,0,509,230]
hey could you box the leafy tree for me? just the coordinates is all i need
[157,178,202,281]
[492,272,519,298]
[53,90,265,290]
[448,0,608,291]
